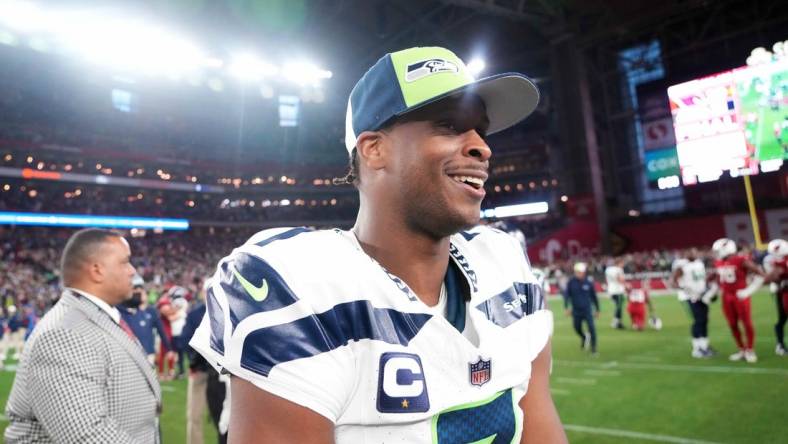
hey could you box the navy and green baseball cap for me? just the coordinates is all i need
[344,46,540,154]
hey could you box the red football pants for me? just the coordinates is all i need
[628,304,646,330]
[722,294,754,350]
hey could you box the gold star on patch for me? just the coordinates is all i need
[401,399,409,409]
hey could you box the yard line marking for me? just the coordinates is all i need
[627,356,663,362]
[554,377,596,385]
[564,424,724,444]
[160,385,176,392]
[555,360,788,376]
[552,335,689,341]
[584,369,622,377]
[550,388,571,395]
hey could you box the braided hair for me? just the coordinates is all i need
[332,148,359,186]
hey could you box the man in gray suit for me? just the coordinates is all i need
[4,228,162,443]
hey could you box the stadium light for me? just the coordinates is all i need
[202,57,224,69]
[0,1,54,33]
[281,61,333,86]
[228,53,279,81]
[259,84,275,99]
[0,2,335,93]
[0,30,18,46]
[467,58,486,76]
[57,13,209,78]
[481,201,549,219]
[27,35,48,52]
[207,78,224,92]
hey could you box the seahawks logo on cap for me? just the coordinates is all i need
[405,58,459,82]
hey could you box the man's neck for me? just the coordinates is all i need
[353,213,451,307]
[69,285,116,307]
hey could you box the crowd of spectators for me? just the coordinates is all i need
[0,179,360,224]
[0,227,255,324]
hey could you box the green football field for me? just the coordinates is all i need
[1,290,786,443]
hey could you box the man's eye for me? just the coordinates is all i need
[436,121,458,132]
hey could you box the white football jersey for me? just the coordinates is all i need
[605,266,626,295]
[763,254,781,293]
[531,267,550,295]
[672,259,707,301]
[628,289,647,303]
[190,226,552,443]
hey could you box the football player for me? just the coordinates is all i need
[626,283,649,331]
[605,258,626,329]
[190,47,566,443]
[763,238,788,356]
[672,248,715,358]
[711,238,765,363]
[531,267,550,296]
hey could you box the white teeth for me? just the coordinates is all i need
[450,175,484,188]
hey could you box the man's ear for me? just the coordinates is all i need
[356,131,388,171]
[88,260,104,284]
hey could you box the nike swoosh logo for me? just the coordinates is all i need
[231,266,269,302]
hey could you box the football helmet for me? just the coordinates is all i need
[767,238,788,259]
[712,238,737,260]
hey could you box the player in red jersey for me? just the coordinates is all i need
[626,284,650,331]
[764,239,788,356]
[711,238,765,363]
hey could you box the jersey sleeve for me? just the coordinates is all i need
[763,255,776,274]
[189,232,356,422]
[501,229,554,360]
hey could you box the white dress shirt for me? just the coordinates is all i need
[66,287,121,324]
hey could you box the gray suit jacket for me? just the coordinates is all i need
[4,290,162,443]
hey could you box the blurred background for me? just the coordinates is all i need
[0,0,786,443]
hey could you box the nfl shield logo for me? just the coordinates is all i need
[468,357,491,386]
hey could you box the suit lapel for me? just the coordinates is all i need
[63,291,161,401]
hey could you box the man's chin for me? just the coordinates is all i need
[459,208,482,230]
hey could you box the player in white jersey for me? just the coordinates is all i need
[531,267,551,296]
[190,46,565,443]
[763,239,788,356]
[604,259,626,329]
[671,248,715,358]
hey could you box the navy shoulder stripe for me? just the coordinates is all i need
[475,282,545,328]
[206,286,225,355]
[219,252,300,332]
[240,301,433,376]
[254,227,313,248]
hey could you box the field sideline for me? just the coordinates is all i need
[1,290,785,443]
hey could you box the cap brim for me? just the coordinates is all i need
[396,72,540,135]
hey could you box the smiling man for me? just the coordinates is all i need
[190,46,566,443]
